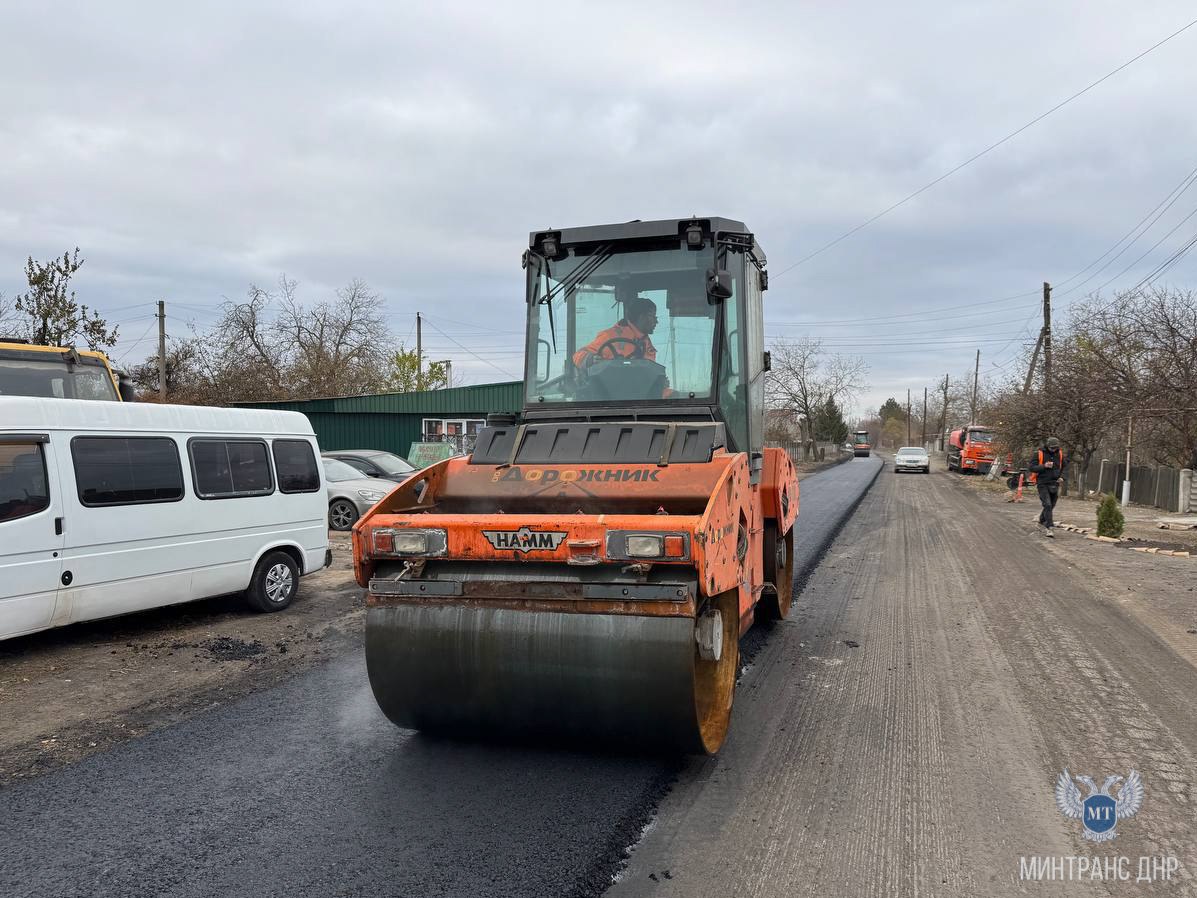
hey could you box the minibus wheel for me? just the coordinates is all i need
[246,551,299,613]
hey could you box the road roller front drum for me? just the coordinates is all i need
[365,588,740,755]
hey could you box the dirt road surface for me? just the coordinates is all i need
[0,460,881,898]
[612,460,1197,897]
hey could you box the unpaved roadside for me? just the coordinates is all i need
[953,469,1197,671]
[613,463,1197,897]
[0,532,363,782]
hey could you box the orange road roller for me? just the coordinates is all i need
[353,217,798,753]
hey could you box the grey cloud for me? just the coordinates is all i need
[2,1,1196,400]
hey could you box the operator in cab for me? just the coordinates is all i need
[573,297,659,368]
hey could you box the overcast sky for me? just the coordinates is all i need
[3,1,1196,414]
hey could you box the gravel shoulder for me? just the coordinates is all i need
[0,532,362,782]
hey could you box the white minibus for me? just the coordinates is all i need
[0,396,331,641]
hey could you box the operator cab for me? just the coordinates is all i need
[523,217,767,454]
[0,341,126,401]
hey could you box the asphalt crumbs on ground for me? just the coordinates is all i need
[0,457,883,898]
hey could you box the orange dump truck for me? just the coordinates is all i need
[947,424,1010,475]
[352,217,799,754]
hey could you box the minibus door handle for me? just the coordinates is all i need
[55,517,64,536]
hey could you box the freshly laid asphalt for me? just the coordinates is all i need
[0,456,883,898]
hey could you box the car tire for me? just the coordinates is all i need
[245,550,300,613]
[924,466,930,474]
[329,499,360,531]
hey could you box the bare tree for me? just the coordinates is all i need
[138,276,403,405]
[274,277,393,397]
[992,336,1116,491]
[767,338,868,455]
[1072,288,1197,468]
[129,337,211,404]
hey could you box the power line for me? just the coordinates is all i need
[1089,202,1197,295]
[419,312,523,335]
[768,320,1033,338]
[771,17,1197,279]
[1054,162,1197,291]
[1129,227,1197,290]
[114,321,158,364]
[421,318,520,380]
[769,298,1040,328]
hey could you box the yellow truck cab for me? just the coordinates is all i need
[0,340,133,401]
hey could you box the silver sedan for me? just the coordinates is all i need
[894,446,931,474]
[324,458,392,531]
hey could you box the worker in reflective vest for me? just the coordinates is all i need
[573,297,659,368]
[1029,436,1067,536]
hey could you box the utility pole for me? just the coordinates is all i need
[970,349,980,422]
[922,387,928,447]
[444,359,452,388]
[157,300,167,401]
[906,389,911,444]
[938,375,949,451]
[1042,281,1052,389]
[416,312,423,391]
[1022,329,1044,394]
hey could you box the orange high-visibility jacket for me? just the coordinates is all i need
[1028,447,1066,485]
[572,321,657,368]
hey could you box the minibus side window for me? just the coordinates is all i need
[273,440,320,494]
[71,436,184,506]
[0,441,50,522]
[189,439,274,499]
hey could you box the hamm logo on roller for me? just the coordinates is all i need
[482,527,568,553]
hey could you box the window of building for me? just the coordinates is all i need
[422,418,486,453]
[272,439,320,493]
[189,439,273,499]
[0,439,51,523]
[71,436,184,506]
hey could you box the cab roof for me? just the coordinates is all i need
[529,217,765,264]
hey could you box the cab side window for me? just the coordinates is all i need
[273,440,320,493]
[0,440,50,523]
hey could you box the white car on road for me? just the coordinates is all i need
[894,446,930,474]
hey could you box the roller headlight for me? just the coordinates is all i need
[606,531,689,561]
[371,527,448,557]
[626,535,665,558]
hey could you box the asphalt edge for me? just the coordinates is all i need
[793,456,885,597]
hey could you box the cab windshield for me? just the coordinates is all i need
[970,431,995,443]
[526,244,720,404]
[0,356,119,400]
